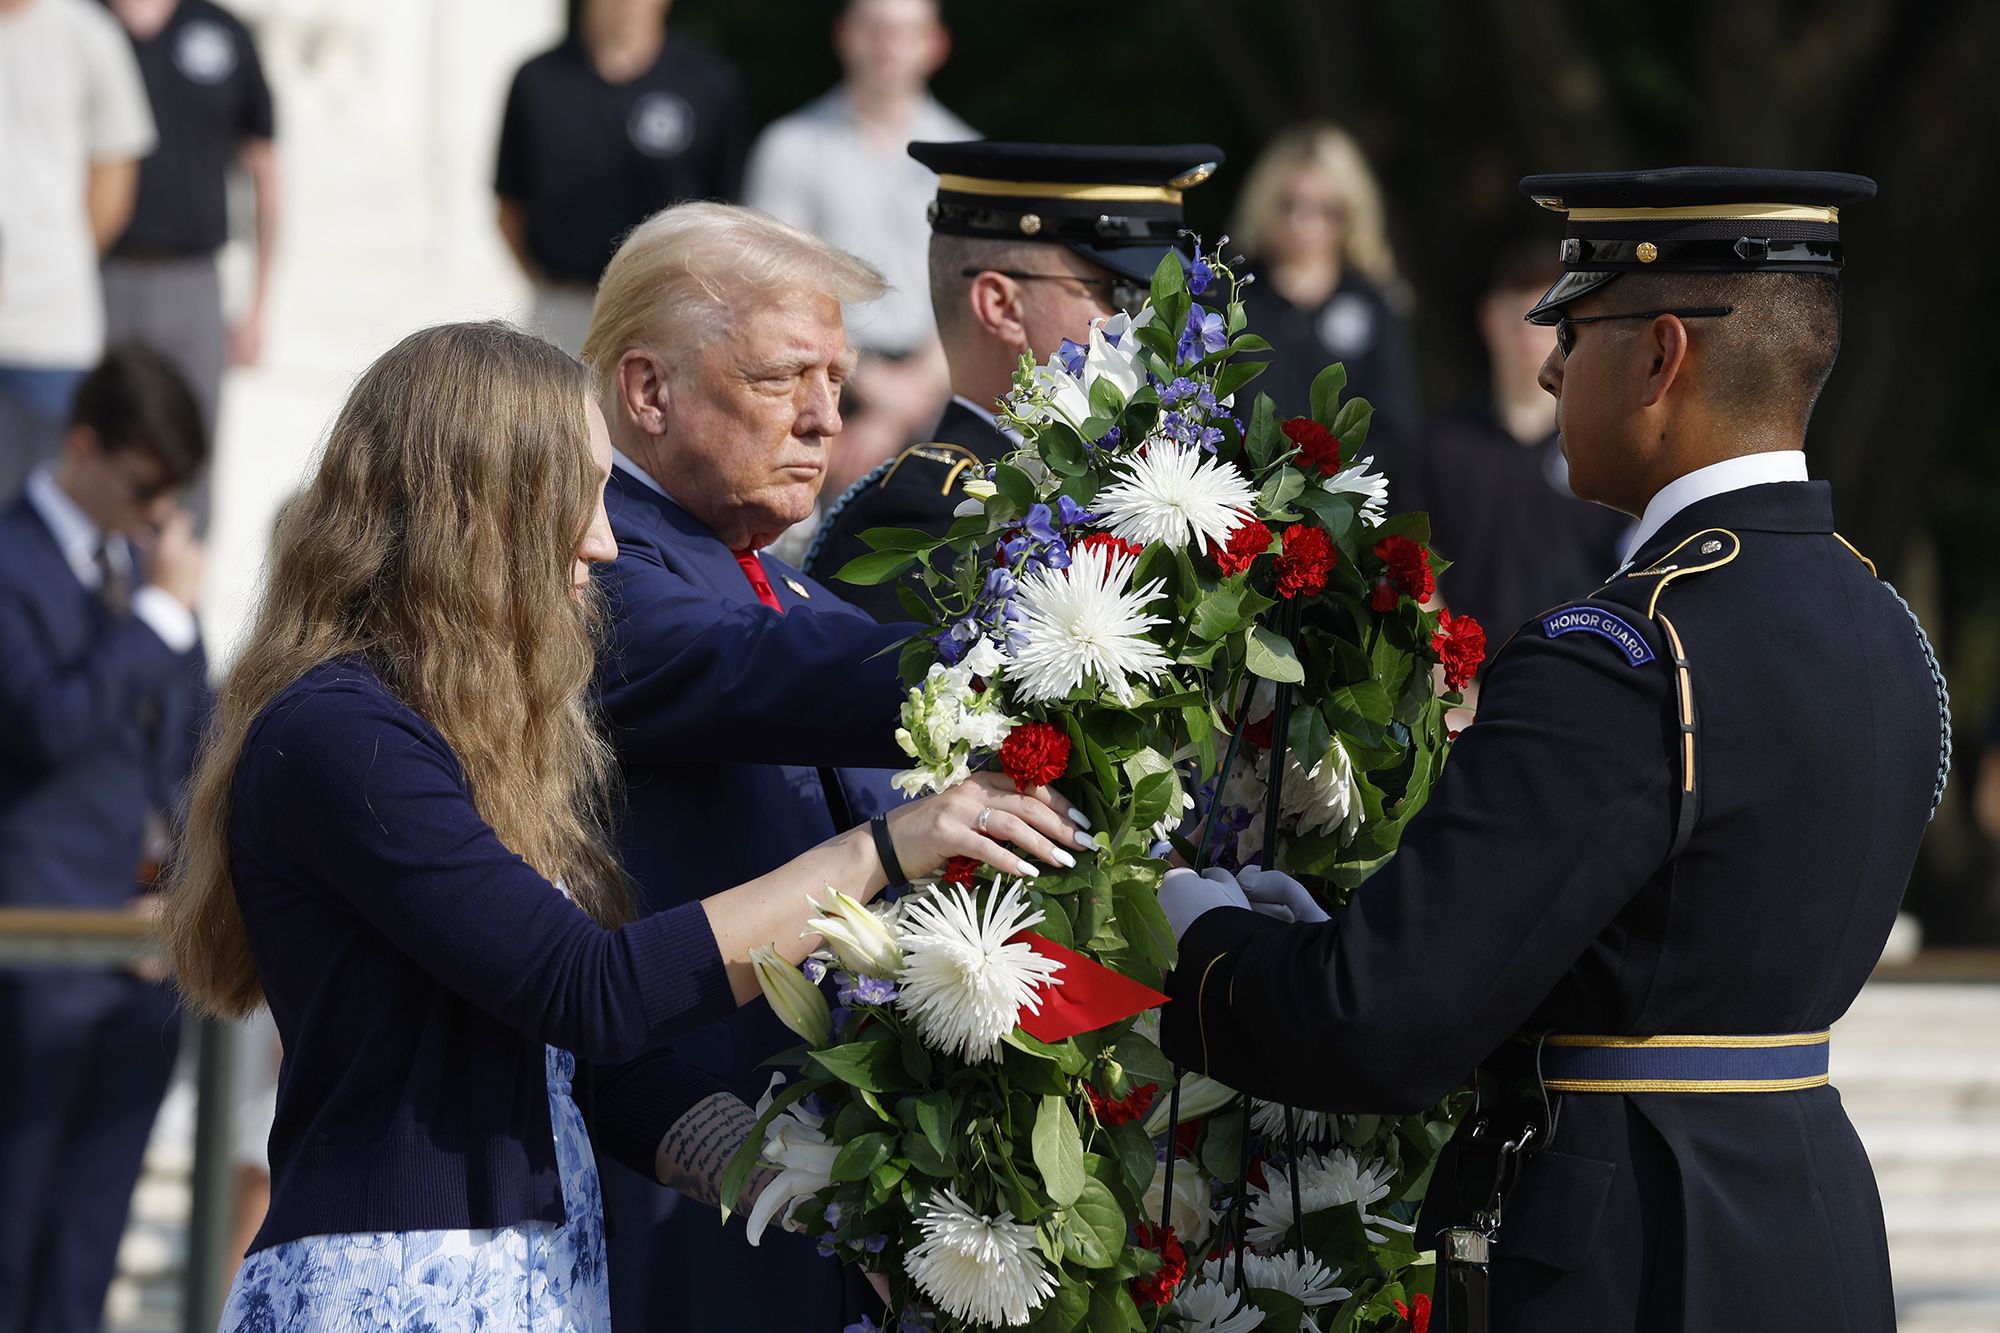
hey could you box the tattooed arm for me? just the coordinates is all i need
[654,1091,773,1209]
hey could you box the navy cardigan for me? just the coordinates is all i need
[231,659,735,1252]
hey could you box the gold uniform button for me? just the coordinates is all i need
[1019,212,1043,236]
[1636,241,1659,263]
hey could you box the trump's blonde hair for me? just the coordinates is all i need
[581,201,886,397]
[163,321,631,1017]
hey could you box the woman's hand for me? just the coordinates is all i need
[883,772,1095,882]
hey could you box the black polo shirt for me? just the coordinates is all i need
[495,35,748,285]
[111,0,274,259]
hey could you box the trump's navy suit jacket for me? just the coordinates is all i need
[0,494,207,913]
[593,465,915,1329]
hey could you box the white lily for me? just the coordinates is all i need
[804,887,903,979]
[1142,1071,1239,1137]
[743,1098,838,1246]
[750,945,832,1047]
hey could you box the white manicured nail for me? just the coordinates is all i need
[1018,860,1040,877]
[1067,808,1091,829]
[1074,828,1096,851]
[1051,848,1077,869]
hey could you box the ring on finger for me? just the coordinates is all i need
[976,806,993,833]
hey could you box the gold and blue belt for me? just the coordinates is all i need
[1540,1031,1830,1093]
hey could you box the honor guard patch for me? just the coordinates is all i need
[1542,605,1656,666]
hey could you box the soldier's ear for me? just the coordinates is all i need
[615,350,672,438]
[966,271,1031,355]
[1636,314,1692,411]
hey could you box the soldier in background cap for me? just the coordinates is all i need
[1154,168,1946,1332]
[803,141,1222,620]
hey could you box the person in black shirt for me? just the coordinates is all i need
[495,0,748,354]
[1402,239,1628,659]
[1231,122,1420,461]
[101,0,277,523]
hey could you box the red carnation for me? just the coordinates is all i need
[1209,517,1274,577]
[1275,524,1336,599]
[939,856,980,888]
[1395,1293,1433,1333]
[1076,532,1144,563]
[1129,1224,1187,1308]
[1433,610,1487,691]
[1084,1081,1157,1126]
[1281,417,1343,476]
[1373,535,1435,607]
[998,721,1071,791]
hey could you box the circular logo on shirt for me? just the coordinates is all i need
[173,19,239,86]
[627,92,694,159]
[1315,292,1377,358]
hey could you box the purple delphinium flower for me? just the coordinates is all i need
[843,1318,881,1333]
[1100,425,1123,449]
[1160,376,1200,407]
[839,974,899,1007]
[825,1201,846,1228]
[898,1312,931,1333]
[802,957,828,985]
[1054,495,1100,527]
[862,1233,889,1254]
[1197,424,1226,452]
[802,1092,832,1120]
[1177,305,1227,364]
[1189,253,1215,296]
[1054,338,1086,377]
[819,1236,840,1259]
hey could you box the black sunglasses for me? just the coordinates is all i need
[1555,306,1734,358]
[961,268,1148,315]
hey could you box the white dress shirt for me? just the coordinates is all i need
[25,465,197,652]
[1619,451,1810,568]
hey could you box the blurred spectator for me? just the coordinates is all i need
[0,344,209,1333]
[103,0,280,527]
[1233,121,1420,459]
[1401,239,1628,641]
[745,0,972,458]
[495,0,748,354]
[0,0,156,501]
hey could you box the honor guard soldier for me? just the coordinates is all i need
[1156,168,1950,1332]
[804,140,1223,620]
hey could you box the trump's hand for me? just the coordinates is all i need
[1159,866,1251,940]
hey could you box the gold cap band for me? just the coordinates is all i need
[935,174,1184,205]
[1562,203,1840,223]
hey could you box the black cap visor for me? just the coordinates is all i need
[1523,269,1621,325]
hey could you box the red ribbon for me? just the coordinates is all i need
[1009,930,1169,1043]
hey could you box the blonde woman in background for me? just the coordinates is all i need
[1233,121,1421,455]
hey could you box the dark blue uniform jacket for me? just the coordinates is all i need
[1162,481,1943,1332]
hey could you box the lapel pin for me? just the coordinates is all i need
[783,577,811,600]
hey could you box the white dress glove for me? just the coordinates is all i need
[1159,866,1252,940]
[1236,864,1331,924]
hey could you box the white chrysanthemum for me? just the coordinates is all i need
[1201,1251,1351,1308]
[1097,442,1258,551]
[1280,738,1363,845]
[1170,1278,1266,1333]
[1247,1146,1410,1248]
[1005,545,1171,706]
[1142,1158,1218,1247]
[904,1187,1056,1327]
[895,881,1063,1062]
[1322,455,1389,525]
[1249,1099,1343,1146]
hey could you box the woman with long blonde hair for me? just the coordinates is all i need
[1233,121,1421,452]
[164,321,1081,1328]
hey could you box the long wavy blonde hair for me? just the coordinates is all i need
[1231,121,1402,290]
[163,321,632,1018]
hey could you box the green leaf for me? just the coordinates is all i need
[1149,248,1187,308]
[1246,625,1305,684]
[1106,1118,1160,1206]
[995,462,1038,515]
[858,526,946,554]
[1111,870,1175,977]
[1128,770,1178,840]
[914,1088,953,1159]
[1244,392,1283,470]
[1310,363,1349,425]
[1226,332,1274,354]
[894,584,932,622]
[1033,1094,1088,1206]
[1030,1275,1090,1333]
[716,1075,824,1221]
[1329,394,1374,453]
[1287,704,1332,772]
[1192,578,1276,642]
[1061,1174,1127,1269]
[1258,467,1306,515]
[807,1038,906,1093]
[1111,1030,1176,1085]
[1182,702,1218,779]
[1212,358,1268,402]
[1376,509,1433,547]
[1292,487,1361,563]
[833,548,920,587]
[1088,374,1127,420]
[830,1131,894,1183]
[1327,680,1394,744]
[1200,1102,1248,1182]
[1086,1284,1139,1333]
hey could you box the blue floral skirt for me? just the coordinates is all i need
[218,1046,609,1333]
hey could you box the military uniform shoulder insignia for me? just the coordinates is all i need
[881,441,983,495]
[1541,603,1656,666]
[1620,528,1741,615]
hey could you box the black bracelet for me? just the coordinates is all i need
[869,813,909,887]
